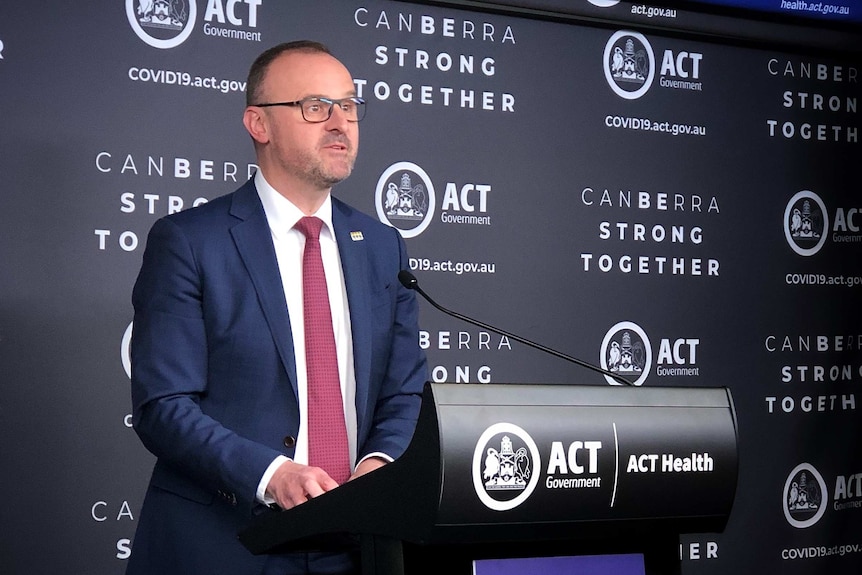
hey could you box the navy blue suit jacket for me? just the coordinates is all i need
[127,179,427,574]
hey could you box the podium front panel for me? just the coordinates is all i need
[430,384,737,530]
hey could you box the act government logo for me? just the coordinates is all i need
[472,423,541,511]
[127,0,197,49]
[784,191,828,256]
[122,322,134,380]
[376,162,436,239]
[783,462,828,528]
[604,31,655,100]
[600,321,652,386]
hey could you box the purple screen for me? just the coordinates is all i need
[473,553,646,575]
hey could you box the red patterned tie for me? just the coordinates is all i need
[295,216,351,484]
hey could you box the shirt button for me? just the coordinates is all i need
[283,436,296,448]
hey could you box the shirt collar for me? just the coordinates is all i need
[254,170,335,241]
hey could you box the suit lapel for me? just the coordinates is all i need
[229,181,299,396]
[333,200,372,420]
[226,188,373,414]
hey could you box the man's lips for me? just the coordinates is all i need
[322,138,350,152]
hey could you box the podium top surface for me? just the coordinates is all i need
[431,382,733,407]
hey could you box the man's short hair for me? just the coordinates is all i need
[246,40,332,106]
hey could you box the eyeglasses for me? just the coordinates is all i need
[253,96,366,123]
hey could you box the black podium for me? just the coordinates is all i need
[239,383,738,575]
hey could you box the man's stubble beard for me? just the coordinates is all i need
[279,138,357,191]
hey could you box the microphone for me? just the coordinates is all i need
[398,270,634,386]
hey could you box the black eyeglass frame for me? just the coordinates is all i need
[252,96,366,123]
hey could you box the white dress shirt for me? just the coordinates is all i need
[253,170,358,503]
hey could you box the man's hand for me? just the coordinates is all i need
[265,460,339,510]
[350,456,387,480]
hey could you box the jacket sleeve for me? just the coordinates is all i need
[357,226,429,461]
[130,216,283,511]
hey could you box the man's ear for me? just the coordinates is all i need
[243,106,269,144]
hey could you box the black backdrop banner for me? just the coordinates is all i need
[0,1,859,574]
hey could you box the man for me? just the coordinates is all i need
[127,41,428,575]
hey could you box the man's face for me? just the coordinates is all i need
[256,51,359,191]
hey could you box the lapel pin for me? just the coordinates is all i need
[350,231,364,241]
